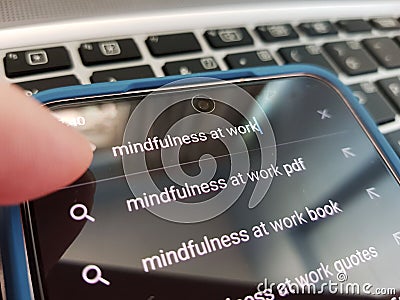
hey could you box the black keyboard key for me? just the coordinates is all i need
[79,39,141,66]
[91,65,154,83]
[225,50,276,69]
[299,21,338,36]
[17,75,80,96]
[362,38,400,69]
[146,33,201,57]
[385,130,400,157]
[163,57,220,76]
[336,19,372,33]
[278,45,335,73]
[4,47,71,78]
[377,77,400,109]
[324,41,377,76]
[370,18,400,30]
[255,24,299,42]
[204,28,253,48]
[350,82,396,125]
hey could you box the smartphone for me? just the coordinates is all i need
[2,65,400,300]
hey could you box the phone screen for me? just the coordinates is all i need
[24,75,400,300]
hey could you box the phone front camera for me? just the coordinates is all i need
[192,95,215,113]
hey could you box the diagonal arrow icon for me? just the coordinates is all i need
[393,232,400,246]
[366,187,381,199]
[342,147,356,158]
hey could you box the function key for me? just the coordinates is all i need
[298,21,338,36]
[4,47,71,78]
[204,28,253,48]
[385,130,400,157]
[255,24,299,42]
[324,41,377,76]
[17,75,80,95]
[350,82,396,125]
[376,77,400,109]
[363,38,400,69]
[146,33,201,57]
[91,65,154,83]
[336,19,372,33]
[370,18,400,30]
[163,57,220,76]
[79,39,141,66]
[225,50,276,69]
[278,45,335,73]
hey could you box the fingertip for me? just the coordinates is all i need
[0,83,93,205]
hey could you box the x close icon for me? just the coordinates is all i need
[317,109,332,119]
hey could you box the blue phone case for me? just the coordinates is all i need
[2,65,399,300]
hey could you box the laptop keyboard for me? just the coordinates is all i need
[2,16,400,156]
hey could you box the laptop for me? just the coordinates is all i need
[1,1,400,141]
[1,0,400,298]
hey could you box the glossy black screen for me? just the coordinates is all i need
[26,76,400,300]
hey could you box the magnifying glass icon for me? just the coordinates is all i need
[82,264,110,286]
[69,203,95,222]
